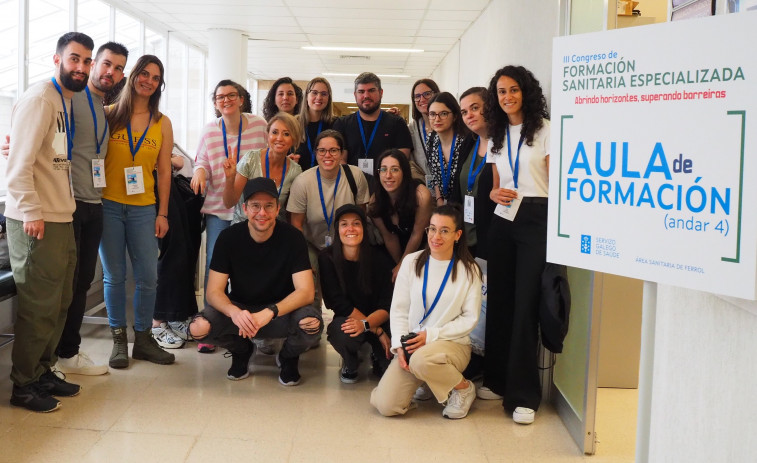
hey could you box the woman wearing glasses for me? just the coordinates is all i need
[371,204,482,419]
[191,79,267,302]
[222,112,303,224]
[287,130,371,320]
[408,79,439,178]
[425,92,473,206]
[369,149,433,282]
[293,77,334,171]
[482,65,551,425]
[262,77,302,121]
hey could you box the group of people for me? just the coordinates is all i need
[5,31,552,426]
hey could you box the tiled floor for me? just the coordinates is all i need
[0,321,636,462]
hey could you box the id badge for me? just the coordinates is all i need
[425,174,433,187]
[124,166,145,195]
[92,158,106,187]
[324,234,333,247]
[358,158,373,175]
[494,191,521,221]
[464,195,475,224]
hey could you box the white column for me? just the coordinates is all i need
[207,28,247,92]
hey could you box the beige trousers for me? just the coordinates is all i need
[370,340,471,416]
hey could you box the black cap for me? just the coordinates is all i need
[334,203,366,224]
[242,177,279,203]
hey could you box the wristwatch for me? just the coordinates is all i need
[361,319,371,333]
[267,303,279,319]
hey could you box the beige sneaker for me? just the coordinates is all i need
[56,351,108,376]
[513,407,535,425]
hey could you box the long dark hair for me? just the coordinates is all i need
[427,91,468,137]
[262,77,302,121]
[108,54,165,133]
[485,65,549,154]
[414,204,480,283]
[369,149,417,226]
[411,78,440,121]
[331,211,374,294]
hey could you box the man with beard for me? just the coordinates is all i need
[5,32,94,412]
[332,72,413,175]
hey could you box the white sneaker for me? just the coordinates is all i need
[151,323,185,349]
[513,407,535,424]
[168,319,191,341]
[476,386,503,400]
[443,380,476,419]
[56,351,108,376]
[413,383,433,401]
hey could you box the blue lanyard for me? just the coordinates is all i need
[265,147,287,196]
[437,133,457,198]
[222,116,242,162]
[466,137,486,194]
[357,110,383,159]
[126,112,152,163]
[50,78,74,161]
[317,166,342,232]
[506,125,525,189]
[306,120,323,166]
[420,256,455,326]
[84,87,108,155]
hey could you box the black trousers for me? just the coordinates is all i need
[57,201,103,358]
[483,201,547,412]
[327,316,389,371]
[198,301,322,359]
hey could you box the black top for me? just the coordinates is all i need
[318,246,394,318]
[211,221,311,307]
[332,110,413,166]
[295,119,333,171]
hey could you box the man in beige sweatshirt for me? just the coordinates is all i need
[6,32,94,413]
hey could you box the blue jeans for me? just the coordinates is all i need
[203,214,230,299]
[99,199,159,331]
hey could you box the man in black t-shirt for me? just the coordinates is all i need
[188,178,321,386]
[332,72,413,174]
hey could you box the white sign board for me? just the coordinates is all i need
[547,13,757,300]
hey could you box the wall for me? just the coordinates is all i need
[648,286,757,461]
[432,0,560,101]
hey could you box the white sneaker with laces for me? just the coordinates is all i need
[152,323,185,349]
[513,407,535,424]
[56,351,108,376]
[168,319,191,341]
[443,380,476,419]
[413,383,433,401]
[476,386,503,400]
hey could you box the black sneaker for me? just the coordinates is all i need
[10,382,61,412]
[339,365,358,384]
[38,369,81,397]
[276,353,301,386]
[224,341,254,380]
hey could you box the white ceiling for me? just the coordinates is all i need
[115,0,492,81]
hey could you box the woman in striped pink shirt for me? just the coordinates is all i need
[191,80,266,352]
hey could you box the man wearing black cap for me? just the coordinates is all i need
[187,177,320,385]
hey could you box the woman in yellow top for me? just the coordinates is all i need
[100,55,175,368]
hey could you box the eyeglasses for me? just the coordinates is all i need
[413,90,435,102]
[316,147,341,157]
[309,90,329,98]
[428,111,452,120]
[378,166,401,175]
[215,92,239,102]
[246,202,277,214]
[425,226,455,238]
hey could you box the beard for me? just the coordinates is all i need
[358,98,381,115]
[91,73,115,93]
[58,63,89,92]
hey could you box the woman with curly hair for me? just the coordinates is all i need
[262,77,302,121]
[293,77,334,171]
[481,65,550,425]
